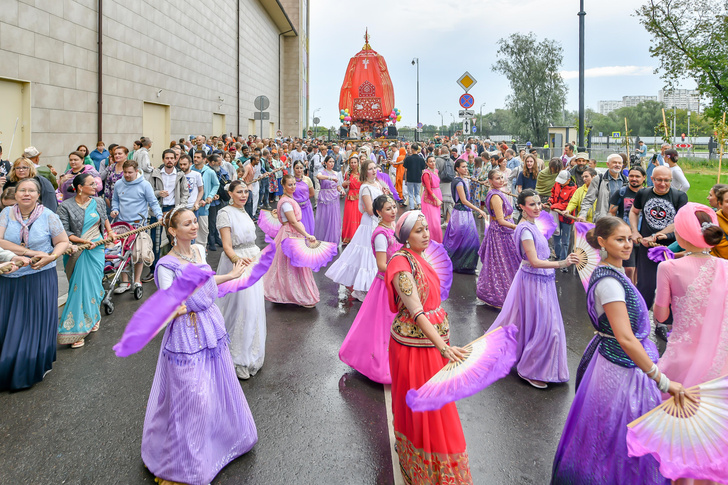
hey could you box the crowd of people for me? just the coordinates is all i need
[1,133,727,484]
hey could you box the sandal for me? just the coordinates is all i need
[71,339,85,349]
[90,322,100,332]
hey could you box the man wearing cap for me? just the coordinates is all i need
[23,146,58,189]
[568,152,590,187]
[577,154,628,222]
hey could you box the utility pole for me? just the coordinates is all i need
[577,0,586,150]
[412,58,420,143]
[479,103,486,137]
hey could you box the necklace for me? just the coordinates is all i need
[600,261,624,272]
[685,250,711,256]
[173,247,198,263]
[377,221,394,229]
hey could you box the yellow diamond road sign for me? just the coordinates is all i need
[457,72,477,93]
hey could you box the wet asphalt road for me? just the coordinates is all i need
[0,212,663,484]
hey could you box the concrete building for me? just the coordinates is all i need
[659,89,701,112]
[622,95,657,108]
[598,100,622,115]
[0,0,309,170]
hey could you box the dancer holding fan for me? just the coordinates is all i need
[216,180,267,380]
[476,170,520,309]
[264,174,320,308]
[443,159,486,274]
[314,155,344,244]
[326,159,383,300]
[143,207,257,485]
[488,190,578,389]
[339,194,401,383]
[385,210,473,484]
[292,161,315,235]
[655,203,728,389]
[341,156,362,245]
[551,216,690,485]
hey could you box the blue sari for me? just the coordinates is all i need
[58,199,105,345]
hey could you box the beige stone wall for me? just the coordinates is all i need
[0,0,303,172]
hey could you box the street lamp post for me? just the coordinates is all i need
[479,103,486,137]
[438,111,444,135]
[449,113,455,138]
[577,0,586,151]
[313,107,321,137]
[687,110,691,155]
[412,58,419,142]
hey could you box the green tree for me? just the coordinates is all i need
[479,109,517,137]
[635,0,728,120]
[492,33,568,144]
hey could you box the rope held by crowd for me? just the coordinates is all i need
[0,220,165,275]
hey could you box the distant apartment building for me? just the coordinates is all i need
[659,89,701,112]
[599,100,623,115]
[622,95,658,108]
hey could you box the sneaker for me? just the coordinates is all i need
[114,282,130,294]
[655,324,670,342]
[141,270,155,283]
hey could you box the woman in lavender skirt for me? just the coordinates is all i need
[314,156,344,244]
[476,170,520,308]
[488,190,578,389]
[143,208,257,485]
[443,159,486,274]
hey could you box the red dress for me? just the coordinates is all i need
[385,249,472,484]
[341,174,362,244]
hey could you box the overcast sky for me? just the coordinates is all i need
[309,0,696,128]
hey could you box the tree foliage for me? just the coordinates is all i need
[492,33,568,145]
[635,0,728,120]
[587,101,714,137]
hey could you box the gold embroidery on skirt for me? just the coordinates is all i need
[395,431,472,484]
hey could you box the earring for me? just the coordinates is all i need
[599,247,607,260]
[405,241,410,248]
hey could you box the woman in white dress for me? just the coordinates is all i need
[216,180,266,379]
[325,159,384,300]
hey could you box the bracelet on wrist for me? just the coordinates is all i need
[439,345,450,357]
[412,311,425,323]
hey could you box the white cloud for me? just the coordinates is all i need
[560,66,655,80]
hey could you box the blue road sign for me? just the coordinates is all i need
[459,94,474,109]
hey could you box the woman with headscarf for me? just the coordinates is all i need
[655,203,728,393]
[57,173,115,348]
[385,210,473,484]
[0,178,69,390]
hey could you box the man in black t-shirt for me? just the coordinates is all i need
[403,143,426,210]
[608,166,646,279]
[629,166,688,338]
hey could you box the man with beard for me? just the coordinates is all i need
[568,152,589,187]
[577,154,628,222]
[608,165,646,282]
[629,165,688,340]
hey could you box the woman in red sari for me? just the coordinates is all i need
[341,155,362,244]
[385,210,472,484]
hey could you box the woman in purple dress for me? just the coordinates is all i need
[488,190,578,388]
[314,155,344,244]
[551,216,690,485]
[144,207,257,485]
[476,170,520,308]
[443,159,486,274]
[292,160,315,235]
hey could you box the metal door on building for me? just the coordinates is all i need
[213,113,226,138]
[142,102,170,169]
[0,78,31,162]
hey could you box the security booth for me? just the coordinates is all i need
[546,126,576,159]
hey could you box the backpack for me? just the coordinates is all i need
[216,170,231,203]
[440,157,455,183]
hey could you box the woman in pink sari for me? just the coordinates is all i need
[263,174,320,308]
[421,155,443,243]
[655,202,728,388]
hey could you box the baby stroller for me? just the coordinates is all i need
[100,220,144,314]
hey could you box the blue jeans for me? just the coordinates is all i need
[150,204,175,268]
[553,221,573,261]
[407,182,421,210]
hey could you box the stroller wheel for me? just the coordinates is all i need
[133,285,143,300]
[104,302,114,315]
